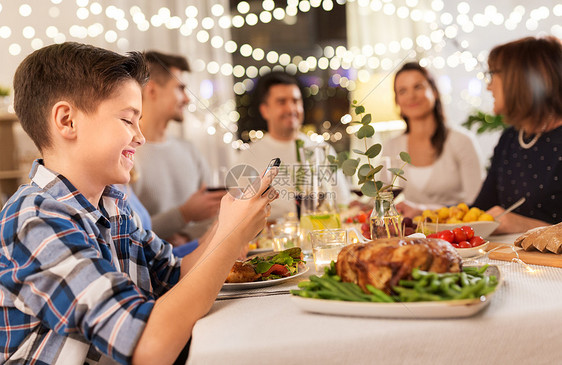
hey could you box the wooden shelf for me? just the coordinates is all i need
[0,170,27,179]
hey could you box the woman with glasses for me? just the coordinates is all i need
[472,36,562,233]
[382,62,485,218]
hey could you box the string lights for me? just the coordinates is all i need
[0,1,561,149]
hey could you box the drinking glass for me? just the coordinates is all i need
[310,229,348,272]
[296,145,341,258]
[270,221,301,251]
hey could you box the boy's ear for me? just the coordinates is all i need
[51,101,77,140]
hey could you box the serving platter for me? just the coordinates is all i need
[291,265,500,319]
[222,265,309,290]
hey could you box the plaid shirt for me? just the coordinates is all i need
[0,160,182,364]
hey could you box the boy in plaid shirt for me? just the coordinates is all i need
[0,42,277,364]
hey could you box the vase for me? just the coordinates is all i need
[370,191,403,239]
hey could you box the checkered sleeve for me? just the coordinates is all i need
[122,205,182,297]
[3,201,155,364]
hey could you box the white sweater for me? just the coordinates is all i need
[382,127,485,209]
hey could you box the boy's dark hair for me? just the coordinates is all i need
[143,51,190,85]
[13,42,149,153]
[254,71,302,106]
[394,62,447,157]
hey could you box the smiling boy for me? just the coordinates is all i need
[0,42,277,364]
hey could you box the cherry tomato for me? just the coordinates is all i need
[357,212,368,223]
[469,236,486,247]
[461,225,475,240]
[346,217,353,223]
[452,227,467,243]
[458,240,471,248]
[450,243,460,248]
[438,230,455,243]
[426,233,439,239]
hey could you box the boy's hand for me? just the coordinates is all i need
[179,184,226,223]
[215,167,279,245]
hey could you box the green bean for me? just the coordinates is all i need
[366,285,395,303]
[460,272,469,287]
[398,279,417,288]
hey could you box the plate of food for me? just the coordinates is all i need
[223,247,308,290]
[291,237,500,318]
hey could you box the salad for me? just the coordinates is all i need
[226,247,305,283]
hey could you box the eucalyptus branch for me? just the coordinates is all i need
[334,101,411,198]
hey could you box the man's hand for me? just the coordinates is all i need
[487,205,549,234]
[179,184,226,223]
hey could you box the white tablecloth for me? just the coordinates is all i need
[187,239,562,365]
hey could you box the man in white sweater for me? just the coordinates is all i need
[132,51,225,242]
[235,72,351,221]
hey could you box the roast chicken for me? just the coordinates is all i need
[514,222,562,253]
[336,237,462,294]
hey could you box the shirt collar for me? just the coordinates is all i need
[29,159,126,226]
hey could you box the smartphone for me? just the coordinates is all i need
[262,157,281,195]
[263,157,281,177]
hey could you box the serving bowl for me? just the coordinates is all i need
[424,220,500,239]
[454,240,490,258]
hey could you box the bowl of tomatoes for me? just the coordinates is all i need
[424,220,499,239]
[427,225,489,258]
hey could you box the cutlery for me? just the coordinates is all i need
[495,197,526,220]
[217,290,291,301]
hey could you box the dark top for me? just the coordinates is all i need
[472,126,562,224]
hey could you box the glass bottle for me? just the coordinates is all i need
[297,145,342,258]
[370,191,403,239]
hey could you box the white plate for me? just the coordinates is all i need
[291,266,500,319]
[247,247,273,256]
[222,265,309,291]
[424,221,500,238]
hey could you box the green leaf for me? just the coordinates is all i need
[375,181,383,191]
[366,165,383,179]
[399,152,411,164]
[327,155,337,164]
[361,181,378,197]
[365,144,382,158]
[337,151,349,161]
[388,167,404,176]
[342,158,359,176]
[255,261,274,274]
[358,175,367,184]
[358,163,372,177]
[352,149,365,155]
[354,105,365,114]
[361,114,372,125]
[357,125,375,139]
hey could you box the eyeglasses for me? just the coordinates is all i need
[483,70,500,84]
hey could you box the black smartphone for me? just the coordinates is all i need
[262,157,281,195]
[263,157,281,177]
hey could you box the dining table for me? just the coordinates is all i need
[186,234,562,365]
